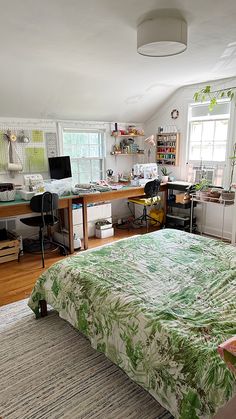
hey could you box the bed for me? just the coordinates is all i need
[28,229,236,419]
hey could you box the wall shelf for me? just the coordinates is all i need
[111,133,145,138]
[110,153,144,156]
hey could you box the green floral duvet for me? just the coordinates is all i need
[28,229,236,419]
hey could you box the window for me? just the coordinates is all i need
[187,101,231,186]
[63,131,105,184]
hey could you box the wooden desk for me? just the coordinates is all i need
[0,184,167,254]
[0,197,74,253]
[73,184,167,250]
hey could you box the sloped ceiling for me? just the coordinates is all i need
[0,0,236,122]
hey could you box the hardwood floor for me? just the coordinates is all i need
[0,226,158,307]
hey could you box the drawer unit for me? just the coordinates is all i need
[65,203,112,239]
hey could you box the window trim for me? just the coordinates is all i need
[186,100,235,186]
[61,127,106,183]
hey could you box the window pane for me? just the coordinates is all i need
[190,122,202,141]
[78,133,89,145]
[89,146,100,157]
[191,102,230,118]
[91,159,102,181]
[78,159,90,172]
[189,142,201,160]
[63,131,104,182]
[213,143,227,161]
[72,173,79,184]
[91,159,102,172]
[79,145,90,158]
[201,143,213,161]
[214,120,228,141]
[89,133,100,144]
[71,160,79,173]
[202,121,214,143]
[80,172,91,183]
[188,117,229,163]
[63,131,104,158]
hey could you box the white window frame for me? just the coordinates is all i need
[186,100,234,186]
[61,128,106,184]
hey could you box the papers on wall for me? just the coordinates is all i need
[45,132,58,158]
[25,147,47,172]
[32,130,44,143]
[0,128,58,174]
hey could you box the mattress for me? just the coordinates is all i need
[28,229,236,419]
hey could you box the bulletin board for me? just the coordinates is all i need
[0,128,58,174]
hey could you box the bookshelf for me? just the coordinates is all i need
[156,132,180,166]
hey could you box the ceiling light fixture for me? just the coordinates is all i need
[137,16,187,57]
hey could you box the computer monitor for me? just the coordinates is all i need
[48,156,72,180]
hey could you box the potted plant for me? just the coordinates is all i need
[160,167,172,183]
[222,143,236,204]
[208,188,221,203]
[188,178,210,200]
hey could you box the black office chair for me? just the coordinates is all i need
[20,192,67,268]
[128,179,162,232]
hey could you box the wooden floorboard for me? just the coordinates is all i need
[0,226,158,307]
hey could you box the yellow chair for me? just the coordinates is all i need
[128,179,162,232]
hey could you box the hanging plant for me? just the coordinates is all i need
[193,85,236,111]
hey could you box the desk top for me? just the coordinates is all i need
[0,183,167,211]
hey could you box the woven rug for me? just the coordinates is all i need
[0,300,173,419]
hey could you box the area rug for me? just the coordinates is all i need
[0,299,173,419]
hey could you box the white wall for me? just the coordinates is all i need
[144,78,236,240]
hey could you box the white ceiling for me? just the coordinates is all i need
[0,0,236,122]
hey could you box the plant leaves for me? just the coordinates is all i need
[203,85,211,94]
[193,92,199,102]
[209,97,217,111]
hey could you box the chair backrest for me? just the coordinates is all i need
[144,179,161,198]
[30,192,59,226]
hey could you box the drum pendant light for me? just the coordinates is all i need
[137,16,187,57]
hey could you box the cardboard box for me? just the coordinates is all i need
[175,193,188,204]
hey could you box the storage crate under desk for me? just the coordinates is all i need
[64,202,112,239]
[0,232,20,263]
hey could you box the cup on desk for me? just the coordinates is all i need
[112,174,119,183]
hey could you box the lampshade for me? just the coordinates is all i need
[137,16,187,57]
